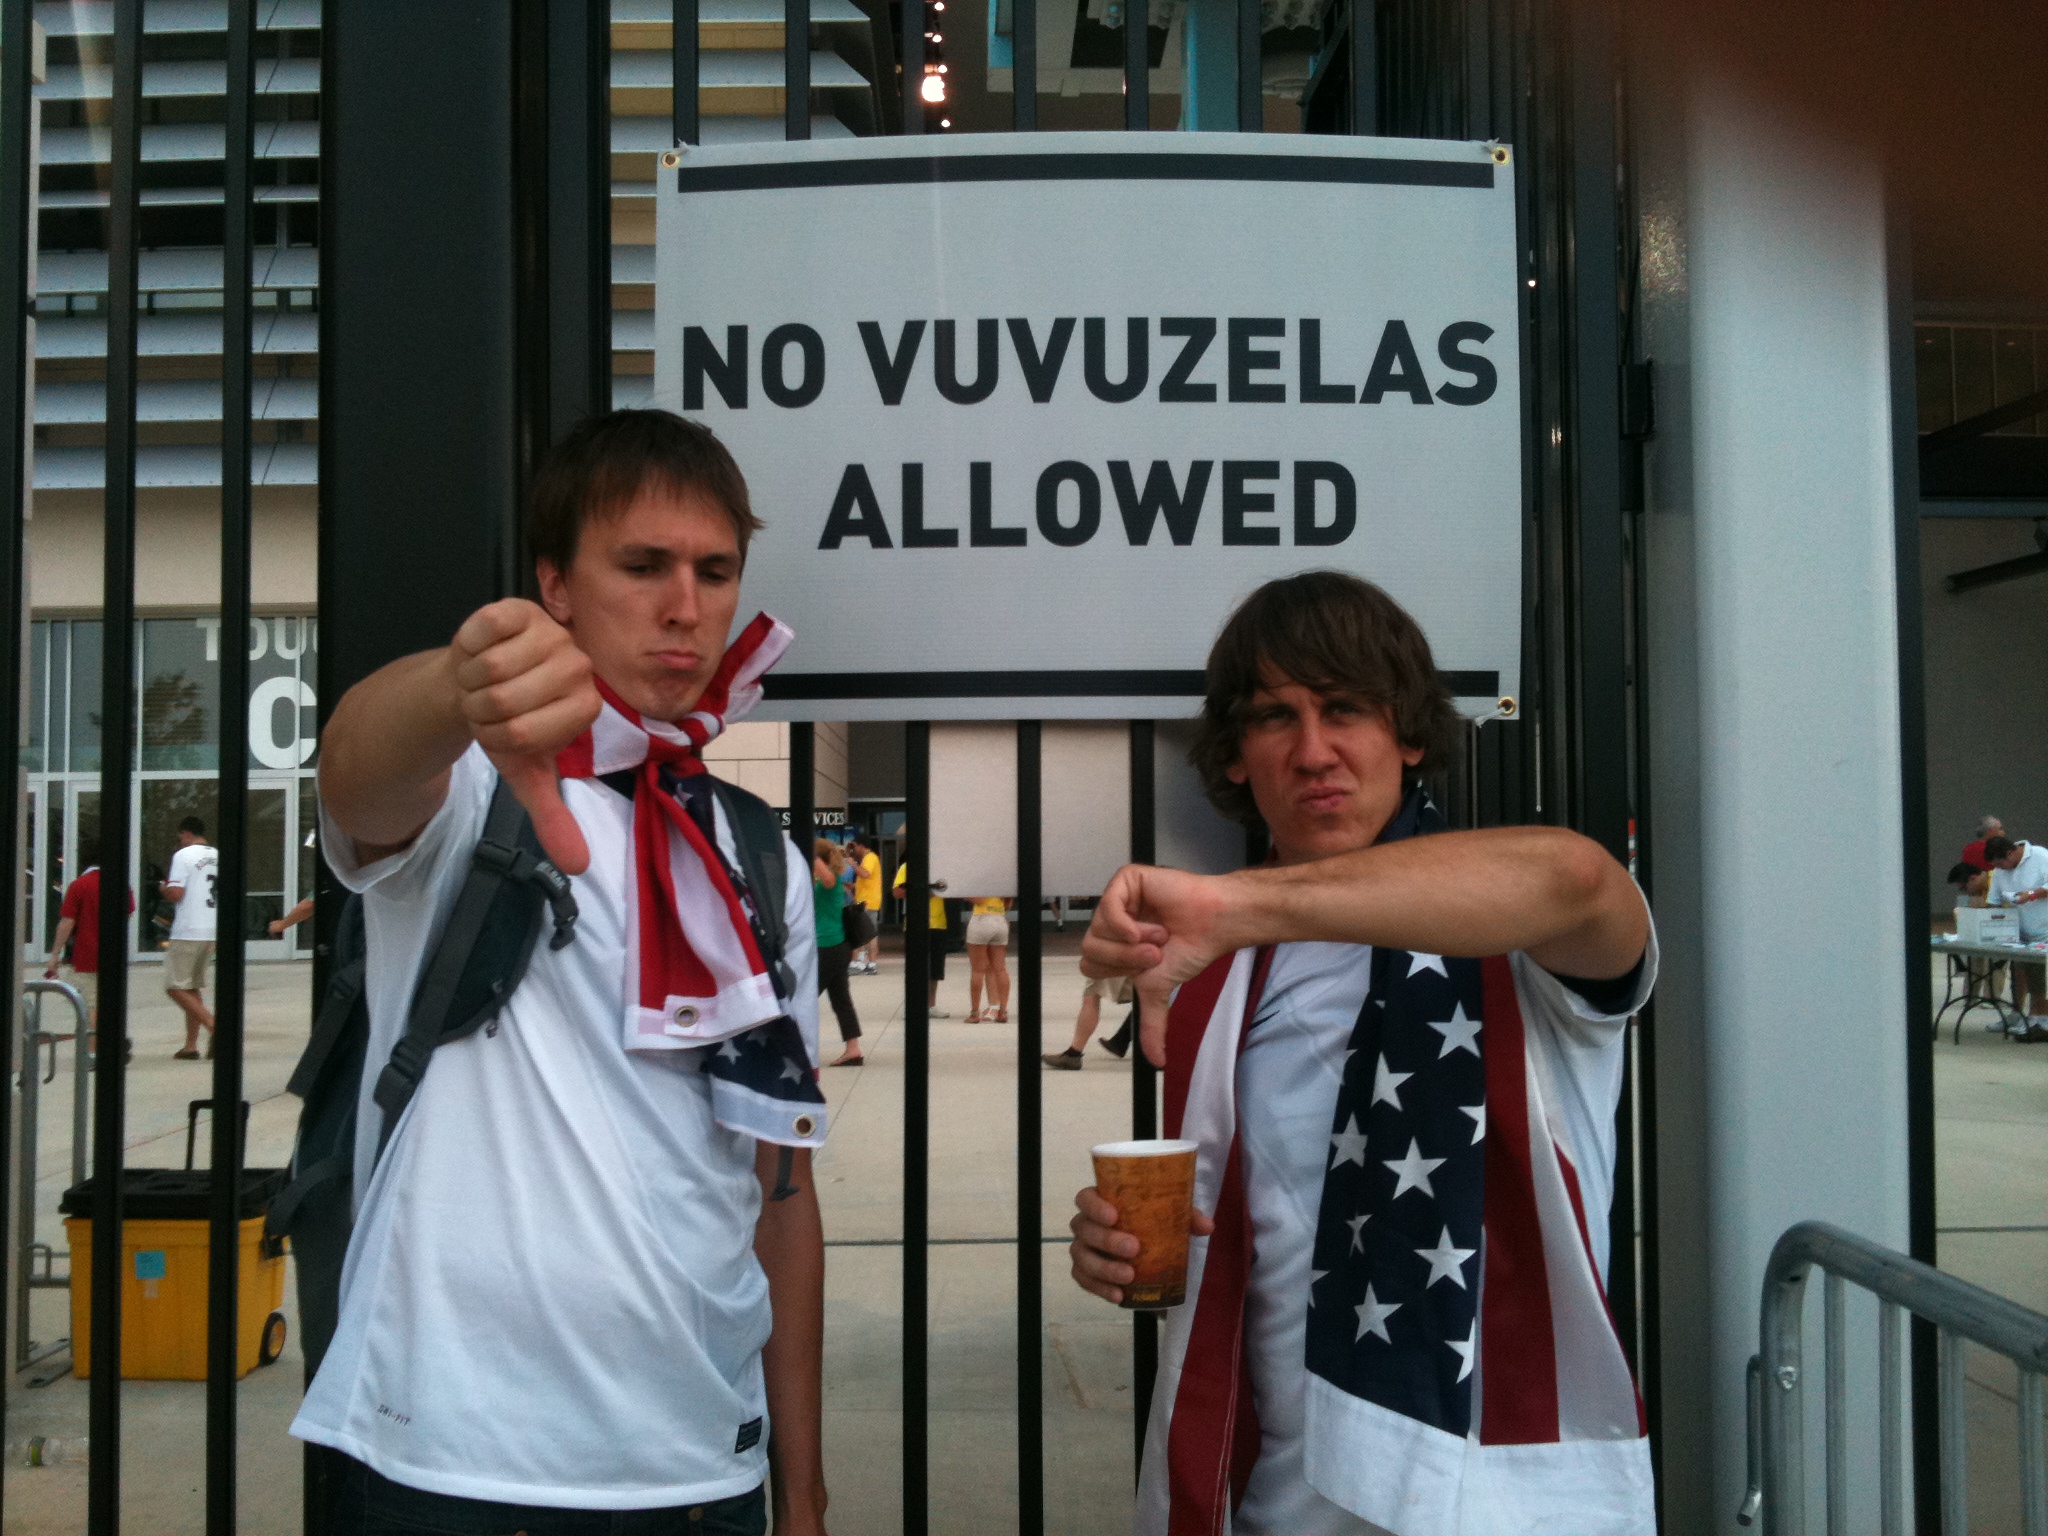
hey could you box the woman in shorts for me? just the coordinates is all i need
[963,896,1011,1022]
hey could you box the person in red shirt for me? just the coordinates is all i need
[1962,815,2005,874]
[45,844,132,1050]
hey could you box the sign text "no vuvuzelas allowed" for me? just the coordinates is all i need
[679,314,1500,552]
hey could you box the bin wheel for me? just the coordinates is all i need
[259,1311,287,1367]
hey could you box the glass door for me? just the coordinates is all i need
[21,784,39,962]
[246,779,294,959]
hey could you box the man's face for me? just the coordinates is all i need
[1998,847,2024,871]
[1225,669,1424,865]
[176,830,201,847]
[537,485,743,722]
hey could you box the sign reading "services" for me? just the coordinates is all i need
[654,132,1522,722]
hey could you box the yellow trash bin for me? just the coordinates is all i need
[61,1167,289,1381]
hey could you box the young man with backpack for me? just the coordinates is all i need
[298,410,829,1535]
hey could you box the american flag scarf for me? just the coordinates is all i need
[1137,789,1651,1536]
[554,612,825,1150]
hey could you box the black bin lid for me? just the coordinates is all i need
[59,1167,288,1222]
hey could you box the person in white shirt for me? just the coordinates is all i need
[161,816,219,1059]
[1984,834,2048,1038]
[1068,572,1654,1536]
[309,410,828,1536]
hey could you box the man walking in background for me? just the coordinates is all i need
[161,816,219,1060]
[1041,969,1133,1070]
[46,840,132,1054]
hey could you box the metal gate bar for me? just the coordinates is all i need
[1016,720,1044,1532]
[1742,1219,2048,1536]
[900,0,923,135]
[1123,0,1148,128]
[205,3,257,1530]
[785,0,810,140]
[0,0,33,1512]
[673,0,700,145]
[90,2,146,1528]
[1127,722,1158,1471]
[902,720,932,1534]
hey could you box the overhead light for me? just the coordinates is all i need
[940,117,952,127]
[921,74,947,102]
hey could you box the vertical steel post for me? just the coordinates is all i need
[1878,1300,1903,1536]
[785,0,810,139]
[0,3,35,1518]
[92,3,146,1529]
[2023,1372,2048,1536]
[1122,0,1148,129]
[1938,1329,1968,1536]
[1012,0,1037,128]
[1347,0,1375,134]
[1016,721,1043,1535]
[902,721,931,1536]
[206,2,256,1529]
[1760,1266,1809,1536]
[674,0,701,144]
[1884,185,1939,1534]
[1234,0,1259,131]
[789,722,815,856]
[1823,1273,1846,1536]
[1128,721,1157,1473]
[901,0,925,133]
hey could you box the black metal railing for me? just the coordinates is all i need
[0,0,29,1516]
[0,0,1658,1532]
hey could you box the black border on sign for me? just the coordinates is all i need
[673,151,1495,195]
[764,669,1503,700]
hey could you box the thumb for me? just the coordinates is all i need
[493,752,591,877]
[1137,972,1173,1068]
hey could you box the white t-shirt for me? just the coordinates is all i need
[1989,842,2048,942]
[165,843,219,942]
[1232,924,1657,1536]
[291,744,819,1509]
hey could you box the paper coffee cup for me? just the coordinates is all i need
[1091,1139,1199,1311]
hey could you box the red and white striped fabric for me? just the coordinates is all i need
[554,612,794,1051]
[1137,946,1654,1536]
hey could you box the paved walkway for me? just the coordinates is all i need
[0,945,2042,1532]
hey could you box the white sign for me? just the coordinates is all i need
[654,132,1522,721]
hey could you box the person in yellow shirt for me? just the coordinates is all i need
[963,895,1011,1023]
[893,859,953,1018]
[848,836,884,974]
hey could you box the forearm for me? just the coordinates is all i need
[1219,826,1647,978]
[318,647,471,849]
[754,1166,826,1528]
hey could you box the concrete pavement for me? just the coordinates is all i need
[2,943,2043,1532]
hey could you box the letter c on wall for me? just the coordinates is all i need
[250,676,317,769]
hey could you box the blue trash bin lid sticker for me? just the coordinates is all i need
[134,1250,167,1281]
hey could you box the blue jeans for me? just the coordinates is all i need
[334,1455,767,1536]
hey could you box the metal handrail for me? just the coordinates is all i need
[1741,1219,2048,1535]
[16,980,92,1371]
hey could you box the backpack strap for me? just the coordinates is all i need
[370,777,574,1160]
[709,777,794,1003]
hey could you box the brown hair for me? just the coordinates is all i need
[1189,570,1462,828]
[525,409,764,576]
[813,838,848,875]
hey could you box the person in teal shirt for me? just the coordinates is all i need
[813,839,863,1064]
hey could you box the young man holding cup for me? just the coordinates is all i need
[1069,571,1655,1536]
